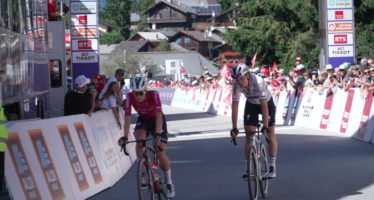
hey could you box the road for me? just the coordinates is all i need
[88,105,374,200]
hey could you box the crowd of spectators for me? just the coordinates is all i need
[148,57,374,100]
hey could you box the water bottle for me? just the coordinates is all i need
[150,162,160,192]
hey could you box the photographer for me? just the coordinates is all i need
[64,75,98,116]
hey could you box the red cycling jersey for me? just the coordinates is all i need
[124,90,162,118]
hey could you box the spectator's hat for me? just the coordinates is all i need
[326,64,333,70]
[311,70,318,74]
[278,69,285,74]
[296,64,305,69]
[75,75,90,88]
[338,64,347,70]
[253,67,260,73]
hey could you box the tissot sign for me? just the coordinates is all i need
[326,0,355,68]
[71,0,99,82]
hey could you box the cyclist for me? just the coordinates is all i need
[230,63,278,178]
[118,76,175,198]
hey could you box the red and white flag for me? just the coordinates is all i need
[179,63,186,73]
[251,53,257,68]
[272,62,278,72]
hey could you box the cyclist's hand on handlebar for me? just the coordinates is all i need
[230,128,239,145]
[260,126,268,134]
[154,133,162,145]
[118,136,128,146]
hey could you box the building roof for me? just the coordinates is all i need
[174,30,221,42]
[131,51,219,76]
[114,41,153,53]
[129,32,168,42]
[149,29,178,38]
[99,44,119,54]
[145,0,198,15]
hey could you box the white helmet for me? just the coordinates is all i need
[231,63,249,79]
[131,76,147,91]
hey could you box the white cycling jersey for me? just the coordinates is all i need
[232,74,272,104]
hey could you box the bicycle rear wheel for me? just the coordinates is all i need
[247,147,259,200]
[259,144,269,198]
[137,158,155,200]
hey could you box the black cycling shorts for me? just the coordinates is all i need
[244,97,276,127]
[134,115,168,144]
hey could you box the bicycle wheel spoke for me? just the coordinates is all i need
[259,144,269,198]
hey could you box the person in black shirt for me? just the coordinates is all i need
[64,75,97,116]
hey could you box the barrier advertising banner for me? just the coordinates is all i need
[354,93,374,142]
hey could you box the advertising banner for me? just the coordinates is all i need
[320,94,334,129]
[339,89,354,133]
[355,93,374,142]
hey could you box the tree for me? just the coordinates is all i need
[354,0,374,58]
[99,31,123,44]
[158,40,171,51]
[101,52,143,78]
[100,0,131,40]
[218,0,237,11]
[224,0,319,71]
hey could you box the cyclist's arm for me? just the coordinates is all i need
[231,83,239,129]
[124,116,131,138]
[155,111,163,134]
[260,99,269,127]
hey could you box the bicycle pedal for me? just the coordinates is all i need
[242,173,248,181]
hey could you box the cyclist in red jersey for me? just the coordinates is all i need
[118,76,175,198]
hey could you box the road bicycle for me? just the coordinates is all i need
[122,137,171,200]
[231,122,271,200]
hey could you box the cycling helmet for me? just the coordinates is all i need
[131,76,147,91]
[231,63,249,79]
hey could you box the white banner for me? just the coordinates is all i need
[327,0,353,9]
[72,51,99,63]
[71,1,97,14]
[72,39,98,51]
[327,9,353,21]
[71,14,97,26]
[328,45,354,57]
[328,33,354,45]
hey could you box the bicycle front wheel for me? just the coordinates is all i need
[247,147,259,200]
[137,158,155,200]
[259,144,269,198]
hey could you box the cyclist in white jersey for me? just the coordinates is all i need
[230,63,278,178]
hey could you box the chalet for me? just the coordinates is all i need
[169,30,221,59]
[144,0,221,31]
[128,32,169,51]
[209,6,237,27]
[214,43,246,70]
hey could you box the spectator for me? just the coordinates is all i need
[295,57,302,68]
[48,0,69,21]
[368,58,374,67]
[98,68,125,101]
[303,72,312,87]
[100,81,122,129]
[64,75,97,116]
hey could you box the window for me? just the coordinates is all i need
[184,38,190,44]
[49,60,62,88]
[176,39,181,44]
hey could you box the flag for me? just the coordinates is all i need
[251,53,257,68]
[179,63,186,73]
[272,62,278,72]
[261,64,265,70]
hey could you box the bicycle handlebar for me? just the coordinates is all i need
[121,138,164,156]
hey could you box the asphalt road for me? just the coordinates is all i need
[88,105,374,200]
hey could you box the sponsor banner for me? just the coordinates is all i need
[343,89,366,137]
[71,1,97,14]
[74,122,104,184]
[320,94,334,129]
[327,9,353,21]
[72,39,98,51]
[71,14,97,26]
[327,0,353,9]
[57,125,90,191]
[325,89,347,133]
[72,51,99,63]
[29,129,66,200]
[328,22,353,32]
[71,27,98,38]
[340,89,354,133]
[328,56,355,68]
[6,134,42,200]
[156,88,176,105]
[355,92,374,142]
[328,45,354,57]
[328,33,353,45]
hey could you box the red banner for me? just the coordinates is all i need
[320,94,335,129]
[340,89,355,133]
[356,92,374,138]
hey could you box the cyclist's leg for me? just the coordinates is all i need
[243,101,261,158]
[266,98,278,158]
[134,117,148,158]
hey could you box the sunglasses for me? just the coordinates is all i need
[231,73,242,79]
[133,91,146,96]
